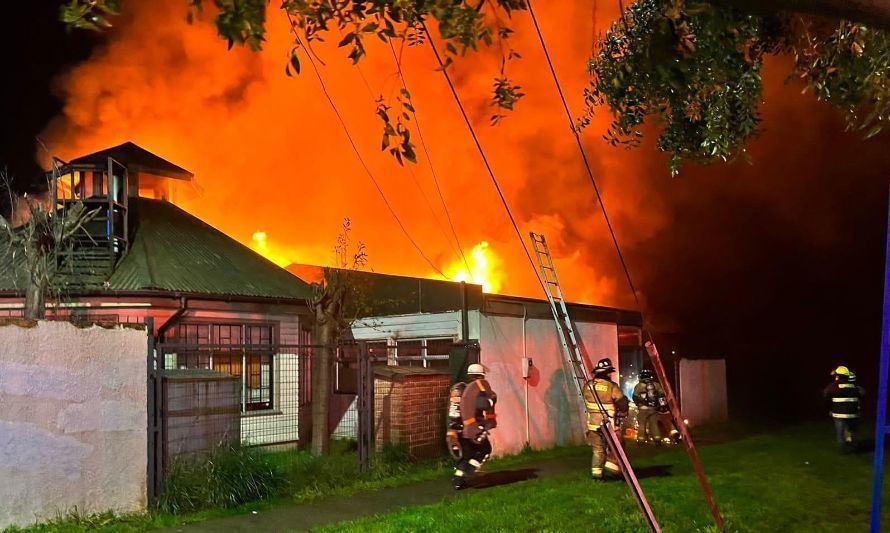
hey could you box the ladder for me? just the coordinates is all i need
[529,232,661,533]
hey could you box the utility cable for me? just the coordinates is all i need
[285,15,448,279]
[387,40,473,275]
[526,4,724,530]
[421,22,549,298]
[525,0,644,315]
[353,58,471,276]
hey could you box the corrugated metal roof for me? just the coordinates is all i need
[0,198,312,301]
[108,199,311,299]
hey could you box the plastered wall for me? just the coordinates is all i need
[480,315,619,455]
[0,320,148,529]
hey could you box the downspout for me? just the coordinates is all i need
[523,305,530,447]
[156,296,188,342]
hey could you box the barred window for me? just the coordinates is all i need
[167,321,276,412]
[375,337,454,369]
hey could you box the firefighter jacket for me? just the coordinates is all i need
[633,380,667,412]
[459,378,498,440]
[823,379,865,419]
[583,377,629,431]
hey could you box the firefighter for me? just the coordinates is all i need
[823,365,865,453]
[632,369,666,444]
[446,363,498,490]
[583,358,629,480]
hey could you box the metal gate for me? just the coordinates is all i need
[146,325,375,504]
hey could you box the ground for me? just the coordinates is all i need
[6,422,885,532]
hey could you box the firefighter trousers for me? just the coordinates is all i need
[637,408,661,443]
[453,437,492,484]
[587,428,621,479]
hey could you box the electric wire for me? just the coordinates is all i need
[421,22,550,299]
[525,0,644,316]
[353,58,471,276]
[285,15,448,279]
[387,40,473,275]
[526,4,724,530]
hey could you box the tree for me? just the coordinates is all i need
[585,0,890,174]
[59,0,890,176]
[0,167,96,319]
[307,218,367,456]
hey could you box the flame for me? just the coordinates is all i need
[251,230,299,267]
[443,241,503,293]
[38,0,666,308]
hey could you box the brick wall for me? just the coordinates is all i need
[374,367,449,459]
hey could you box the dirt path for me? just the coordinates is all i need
[160,454,589,533]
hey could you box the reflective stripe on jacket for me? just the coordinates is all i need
[583,378,627,430]
[823,381,864,419]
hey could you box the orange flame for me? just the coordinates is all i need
[39,0,656,309]
[443,241,503,293]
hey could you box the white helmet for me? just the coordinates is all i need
[467,363,486,376]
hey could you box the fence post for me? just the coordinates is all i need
[357,341,373,473]
[145,317,159,507]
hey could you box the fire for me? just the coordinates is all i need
[251,230,298,267]
[39,0,658,309]
[443,241,503,293]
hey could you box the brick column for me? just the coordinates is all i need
[373,367,450,459]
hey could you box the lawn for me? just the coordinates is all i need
[313,423,886,532]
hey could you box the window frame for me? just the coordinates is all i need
[166,320,279,413]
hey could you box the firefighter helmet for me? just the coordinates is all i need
[467,363,486,376]
[831,366,851,377]
[639,369,654,381]
[849,371,857,383]
[594,358,615,375]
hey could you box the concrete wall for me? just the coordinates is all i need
[0,320,148,530]
[480,315,618,455]
[680,358,728,426]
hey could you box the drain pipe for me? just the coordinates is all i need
[157,297,188,342]
[523,305,530,447]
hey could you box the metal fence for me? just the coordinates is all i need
[147,336,384,502]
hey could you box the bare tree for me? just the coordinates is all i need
[0,167,96,319]
[308,218,368,456]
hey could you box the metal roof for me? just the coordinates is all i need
[69,142,194,180]
[0,198,313,302]
[287,264,642,326]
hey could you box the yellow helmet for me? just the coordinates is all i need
[831,366,851,377]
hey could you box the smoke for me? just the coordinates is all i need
[40,0,890,341]
[40,0,667,309]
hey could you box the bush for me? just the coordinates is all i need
[159,444,285,514]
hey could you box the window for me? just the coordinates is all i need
[379,337,454,369]
[166,321,276,412]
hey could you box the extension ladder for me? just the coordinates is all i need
[530,232,661,533]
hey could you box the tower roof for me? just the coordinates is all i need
[68,142,193,180]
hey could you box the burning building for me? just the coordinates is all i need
[0,143,645,453]
[0,143,314,445]
[290,266,645,455]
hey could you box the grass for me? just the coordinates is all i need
[2,439,587,533]
[312,423,888,532]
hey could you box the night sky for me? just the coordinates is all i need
[5,3,890,422]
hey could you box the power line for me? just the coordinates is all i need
[354,58,471,275]
[387,40,473,275]
[421,22,549,298]
[525,0,643,313]
[285,15,448,279]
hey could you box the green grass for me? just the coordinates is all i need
[313,424,888,532]
[2,439,588,533]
